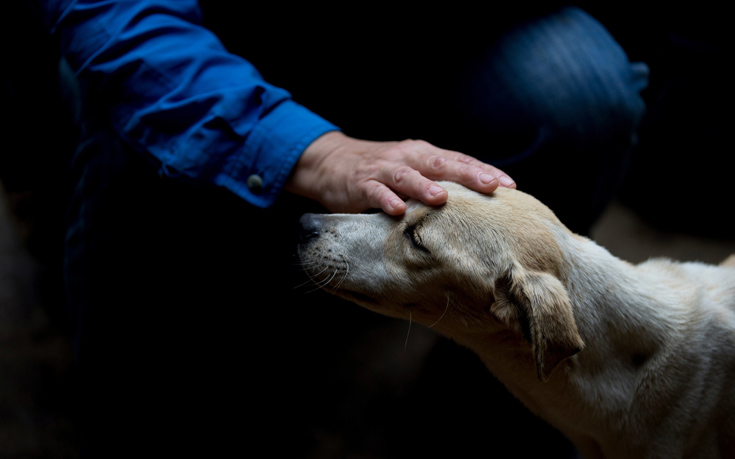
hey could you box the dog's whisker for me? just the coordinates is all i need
[300,271,340,293]
[306,268,342,293]
[294,279,322,291]
[305,276,331,293]
[293,274,319,290]
[332,261,349,290]
[293,265,331,290]
[427,296,451,329]
[404,310,412,351]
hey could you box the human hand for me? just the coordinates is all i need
[285,131,515,215]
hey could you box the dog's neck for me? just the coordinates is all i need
[467,232,685,376]
[562,233,689,362]
[453,232,696,452]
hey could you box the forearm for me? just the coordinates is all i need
[42,0,337,207]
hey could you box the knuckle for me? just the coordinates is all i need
[394,139,427,154]
[392,165,418,185]
[409,139,430,149]
[365,184,381,202]
[366,184,391,207]
[427,155,448,172]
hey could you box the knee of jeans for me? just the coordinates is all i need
[543,59,649,149]
[465,7,649,149]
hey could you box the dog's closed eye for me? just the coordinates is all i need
[404,224,431,254]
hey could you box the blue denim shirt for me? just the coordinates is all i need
[42,0,339,208]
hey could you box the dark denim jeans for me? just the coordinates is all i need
[452,7,649,234]
[63,6,647,457]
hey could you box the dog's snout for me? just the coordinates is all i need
[298,213,322,243]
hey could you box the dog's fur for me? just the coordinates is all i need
[297,182,735,458]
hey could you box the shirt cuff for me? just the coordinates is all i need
[219,100,339,208]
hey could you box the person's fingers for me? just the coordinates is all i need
[374,164,446,207]
[425,155,498,191]
[357,141,516,212]
[360,179,407,216]
[422,149,517,190]
[287,132,516,215]
[385,141,516,192]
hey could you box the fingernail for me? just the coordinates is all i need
[389,198,403,209]
[479,173,497,185]
[499,176,515,187]
[429,185,444,196]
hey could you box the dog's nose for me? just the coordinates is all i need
[298,213,321,243]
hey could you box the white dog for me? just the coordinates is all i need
[297,182,735,458]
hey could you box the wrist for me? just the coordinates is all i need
[285,130,347,200]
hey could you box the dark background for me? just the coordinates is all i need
[1,1,732,457]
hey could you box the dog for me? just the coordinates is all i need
[297,181,735,458]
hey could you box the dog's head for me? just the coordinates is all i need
[297,182,584,381]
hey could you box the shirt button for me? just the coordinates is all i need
[247,174,264,194]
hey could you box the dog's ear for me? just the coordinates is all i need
[491,265,584,382]
[720,254,735,268]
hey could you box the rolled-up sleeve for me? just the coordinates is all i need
[42,0,338,207]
